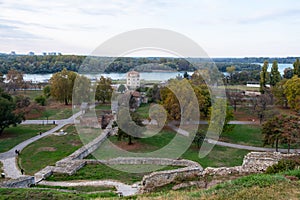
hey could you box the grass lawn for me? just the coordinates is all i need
[18,125,83,175]
[136,103,151,119]
[35,184,116,193]
[15,90,43,100]
[220,125,263,147]
[0,125,55,153]
[28,107,74,120]
[95,103,111,110]
[92,127,249,168]
[47,164,181,184]
[141,171,299,200]
[0,188,117,199]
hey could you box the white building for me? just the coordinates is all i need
[126,71,140,89]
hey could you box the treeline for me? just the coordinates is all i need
[0,54,262,74]
[213,57,299,64]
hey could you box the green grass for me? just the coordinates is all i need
[141,170,300,200]
[95,104,111,110]
[35,184,116,193]
[0,124,55,153]
[15,90,43,100]
[18,125,83,175]
[136,103,151,119]
[0,188,117,199]
[93,128,249,168]
[30,107,74,120]
[47,164,180,184]
[220,125,262,147]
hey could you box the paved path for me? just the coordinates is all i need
[0,111,83,179]
[168,125,300,153]
[40,180,139,196]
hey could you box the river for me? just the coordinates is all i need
[22,63,293,83]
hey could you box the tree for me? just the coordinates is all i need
[283,67,294,79]
[226,65,235,84]
[270,61,281,86]
[262,115,300,152]
[272,79,288,108]
[260,61,269,93]
[35,95,46,106]
[73,74,91,104]
[293,58,300,77]
[43,85,51,98]
[49,68,77,105]
[284,75,300,111]
[6,69,24,92]
[226,90,243,112]
[118,84,126,93]
[0,89,24,135]
[146,84,161,103]
[193,129,206,149]
[183,71,189,79]
[116,107,145,145]
[95,76,113,104]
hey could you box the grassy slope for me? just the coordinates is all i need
[18,125,83,175]
[0,125,55,153]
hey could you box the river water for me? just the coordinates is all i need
[22,63,293,83]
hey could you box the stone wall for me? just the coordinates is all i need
[1,176,35,188]
[139,151,299,192]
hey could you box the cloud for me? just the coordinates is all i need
[238,9,300,24]
[0,24,43,39]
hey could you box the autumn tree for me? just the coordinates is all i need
[49,68,77,105]
[270,60,281,86]
[260,61,269,93]
[73,74,91,104]
[95,76,113,104]
[0,88,24,135]
[6,69,24,92]
[262,115,300,152]
[293,58,300,77]
[284,75,300,111]
[226,65,236,84]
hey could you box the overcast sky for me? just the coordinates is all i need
[0,0,299,57]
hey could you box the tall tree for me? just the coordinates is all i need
[49,68,77,105]
[283,67,294,79]
[6,69,24,92]
[226,65,236,84]
[260,61,269,94]
[284,75,300,111]
[117,84,126,93]
[293,58,300,77]
[95,76,113,104]
[73,74,91,104]
[272,79,288,108]
[270,61,281,86]
[0,89,24,135]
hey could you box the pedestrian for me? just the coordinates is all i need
[39,131,42,136]
[21,169,24,175]
[1,172,5,178]
[15,149,19,155]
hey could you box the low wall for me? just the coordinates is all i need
[1,176,35,188]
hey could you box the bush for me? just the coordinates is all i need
[266,156,300,174]
[35,95,46,106]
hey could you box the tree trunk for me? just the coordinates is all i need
[65,98,68,105]
[128,135,133,145]
[275,138,279,152]
[0,127,4,135]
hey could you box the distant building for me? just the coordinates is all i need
[126,71,140,89]
[28,52,35,56]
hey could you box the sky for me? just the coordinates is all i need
[0,0,300,57]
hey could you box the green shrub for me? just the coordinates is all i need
[35,95,46,106]
[266,156,300,174]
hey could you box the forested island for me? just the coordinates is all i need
[0,54,274,74]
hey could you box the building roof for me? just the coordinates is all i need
[127,70,139,75]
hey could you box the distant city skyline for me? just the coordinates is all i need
[1,0,300,57]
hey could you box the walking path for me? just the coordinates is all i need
[0,111,82,179]
[168,125,300,153]
[40,180,139,196]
